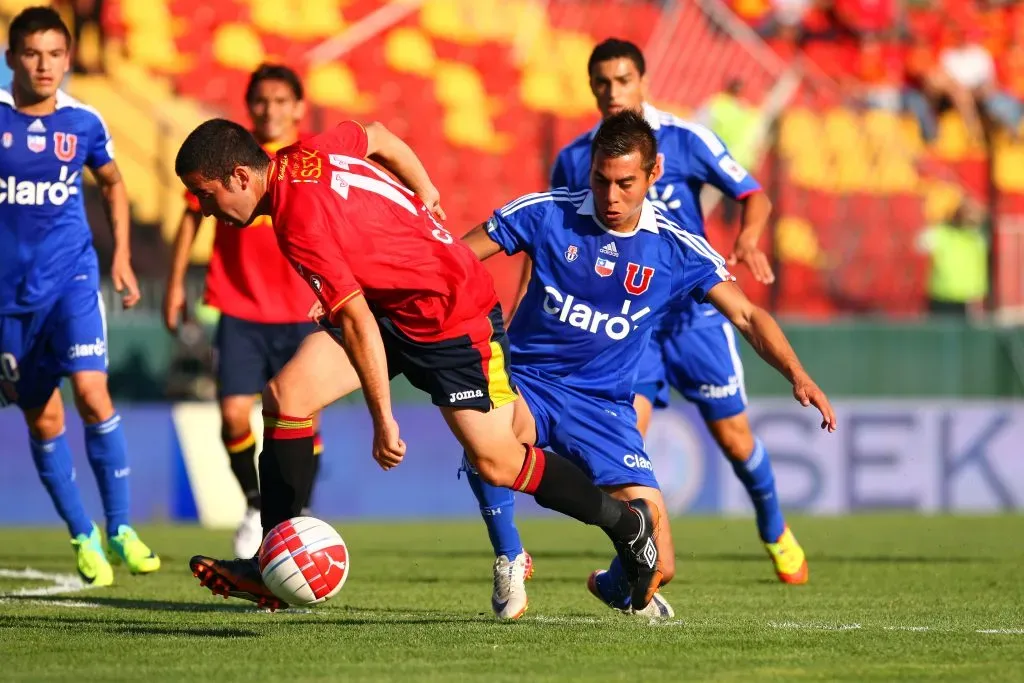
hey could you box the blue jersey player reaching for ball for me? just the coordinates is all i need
[459,111,836,619]
[0,7,159,585]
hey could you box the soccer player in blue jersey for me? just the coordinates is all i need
[460,111,835,619]
[0,7,159,585]
[464,39,810,608]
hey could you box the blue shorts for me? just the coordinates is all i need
[513,368,659,489]
[0,269,107,410]
[214,314,316,398]
[634,321,748,422]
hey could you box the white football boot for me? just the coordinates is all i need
[233,507,262,559]
[629,591,675,619]
[491,553,530,620]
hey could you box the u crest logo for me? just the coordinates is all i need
[54,132,78,162]
[624,262,655,295]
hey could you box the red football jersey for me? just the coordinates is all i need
[266,121,499,343]
[184,140,314,323]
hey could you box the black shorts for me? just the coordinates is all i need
[215,314,316,398]
[377,304,517,411]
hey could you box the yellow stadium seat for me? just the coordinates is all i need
[519,69,563,114]
[775,216,826,267]
[871,156,919,194]
[779,109,820,160]
[434,61,489,110]
[834,152,872,192]
[421,0,481,45]
[126,28,190,73]
[0,0,43,16]
[935,112,972,161]
[295,0,346,39]
[385,27,437,77]
[822,108,862,153]
[922,180,964,224]
[787,146,830,190]
[995,143,1024,193]
[306,62,373,112]
[554,31,593,77]
[213,23,265,73]
[442,107,510,153]
[121,0,174,29]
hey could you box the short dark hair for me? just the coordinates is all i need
[245,63,304,105]
[587,38,645,77]
[591,110,658,174]
[8,6,71,52]
[175,119,270,183]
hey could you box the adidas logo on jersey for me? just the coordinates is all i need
[0,166,80,206]
[599,242,619,256]
[541,286,650,341]
[27,119,46,133]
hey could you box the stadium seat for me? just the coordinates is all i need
[250,0,345,40]
[212,23,266,73]
[384,27,437,77]
[994,143,1024,193]
[779,109,821,159]
[442,107,511,153]
[434,61,492,111]
[935,112,974,161]
[420,0,483,45]
[306,62,374,113]
[519,68,564,114]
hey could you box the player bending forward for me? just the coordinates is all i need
[175,118,667,612]
[460,111,836,620]
[164,64,325,559]
[0,7,159,584]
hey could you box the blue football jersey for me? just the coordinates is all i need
[487,188,733,403]
[0,88,113,314]
[550,103,760,328]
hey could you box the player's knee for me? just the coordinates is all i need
[25,406,64,441]
[70,372,114,424]
[220,401,253,437]
[711,416,755,462]
[466,449,520,488]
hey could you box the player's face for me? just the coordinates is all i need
[6,30,70,101]
[180,169,261,227]
[248,80,305,144]
[590,150,657,231]
[589,57,646,119]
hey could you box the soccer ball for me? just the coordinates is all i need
[258,516,349,606]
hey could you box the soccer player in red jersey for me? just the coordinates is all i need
[175,118,666,613]
[163,65,324,559]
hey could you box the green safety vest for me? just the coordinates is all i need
[923,224,988,303]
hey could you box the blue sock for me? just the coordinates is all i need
[595,555,631,609]
[30,431,93,538]
[730,438,785,543]
[460,453,523,559]
[84,413,131,537]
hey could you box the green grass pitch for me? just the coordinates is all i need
[2,515,1023,682]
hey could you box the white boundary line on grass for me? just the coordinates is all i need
[0,567,99,608]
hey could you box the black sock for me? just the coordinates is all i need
[259,413,316,537]
[223,431,260,509]
[515,445,640,542]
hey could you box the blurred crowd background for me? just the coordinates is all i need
[3,0,1023,402]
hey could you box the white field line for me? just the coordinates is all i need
[0,567,100,608]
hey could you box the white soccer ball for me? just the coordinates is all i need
[258,516,349,606]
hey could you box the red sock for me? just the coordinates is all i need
[512,445,547,494]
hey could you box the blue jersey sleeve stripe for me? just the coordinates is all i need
[499,189,587,217]
[661,224,726,267]
[670,119,726,158]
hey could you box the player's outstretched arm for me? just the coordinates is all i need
[163,207,204,333]
[706,281,837,432]
[364,122,445,221]
[331,295,406,470]
[93,161,140,308]
[460,222,504,261]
